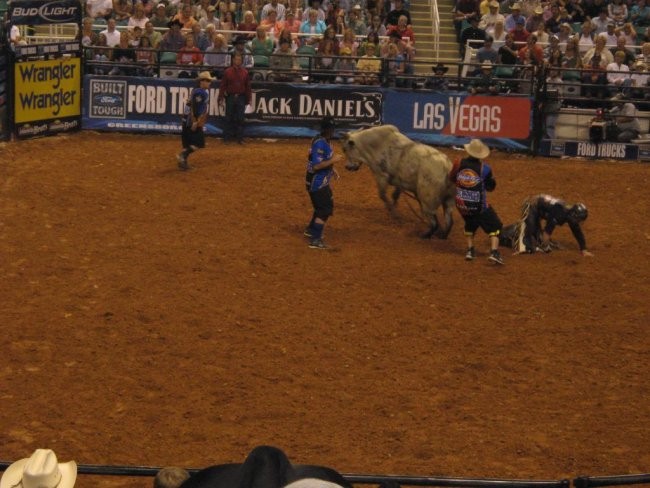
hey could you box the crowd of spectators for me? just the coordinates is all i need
[70,0,420,84]
[455,0,650,103]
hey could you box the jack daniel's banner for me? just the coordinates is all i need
[8,0,82,25]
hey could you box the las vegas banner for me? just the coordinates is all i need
[83,75,532,150]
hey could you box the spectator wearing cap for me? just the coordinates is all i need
[591,9,612,35]
[160,18,186,51]
[504,2,524,32]
[629,60,649,98]
[454,0,480,43]
[347,6,369,36]
[425,62,449,89]
[524,5,544,34]
[469,61,501,94]
[509,15,529,43]
[599,21,620,47]
[229,36,255,67]
[0,449,77,488]
[151,2,171,27]
[200,6,221,30]
[386,0,411,26]
[479,1,504,36]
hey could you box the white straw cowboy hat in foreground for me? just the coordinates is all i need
[464,139,491,159]
[0,449,77,488]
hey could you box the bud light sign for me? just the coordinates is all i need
[9,0,82,25]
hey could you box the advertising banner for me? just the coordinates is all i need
[8,0,82,25]
[383,91,532,150]
[14,57,81,138]
[540,139,650,161]
[82,75,532,150]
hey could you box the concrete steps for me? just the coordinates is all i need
[409,0,461,74]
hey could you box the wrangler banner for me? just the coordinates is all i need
[82,75,533,150]
[14,57,81,138]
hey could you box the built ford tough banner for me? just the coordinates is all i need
[83,76,532,150]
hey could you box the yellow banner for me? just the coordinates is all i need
[14,57,81,123]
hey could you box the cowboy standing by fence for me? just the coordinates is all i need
[177,71,215,171]
[217,51,252,144]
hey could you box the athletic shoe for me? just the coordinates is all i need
[303,227,313,238]
[308,238,329,249]
[177,153,189,171]
[465,247,476,261]
[488,250,504,265]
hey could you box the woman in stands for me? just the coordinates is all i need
[339,27,359,56]
[318,26,340,54]
[221,11,236,44]
[574,20,594,56]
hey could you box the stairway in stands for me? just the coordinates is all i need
[409,0,461,74]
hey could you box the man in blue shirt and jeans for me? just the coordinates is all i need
[304,116,339,249]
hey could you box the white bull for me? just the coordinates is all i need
[341,125,455,238]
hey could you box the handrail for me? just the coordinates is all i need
[430,0,440,61]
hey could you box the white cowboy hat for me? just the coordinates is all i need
[284,479,346,488]
[464,139,490,159]
[0,449,77,488]
[197,70,215,81]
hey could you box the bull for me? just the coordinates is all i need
[341,125,455,238]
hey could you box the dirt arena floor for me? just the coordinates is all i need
[0,132,648,488]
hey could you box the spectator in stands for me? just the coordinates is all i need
[220,11,236,44]
[620,23,638,46]
[283,11,301,34]
[454,0,480,43]
[533,22,549,44]
[356,42,381,84]
[260,8,285,37]
[303,0,326,22]
[101,18,122,47]
[238,10,259,38]
[334,10,348,35]
[340,27,359,55]
[564,0,585,23]
[424,62,449,89]
[600,22,620,47]
[194,0,211,21]
[300,9,327,45]
[276,28,299,50]
[334,46,357,83]
[461,15,487,56]
[230,35,255,67]
[630,60,650,97]
[177,34,204,76]
[129,25,144,46]
[143,21,162,47]
[557,22,572,49]
[498,31,519,64]
[251,25,274,62]
[607,49,633,95]
[87,0,114,22]
[135,33,156,75]
[544,67,564,138]
[160,18,186,52]
[582,53,608,98]
[575,20,594,55]
[113,0,134,25]
[314,38,337,82]
[525,5,544,34]
[479,0,505,36]
[385,41,409,86]
[348,5,369,36]
[262,0,286,21]
[591,9,612,36]
[609,94,642,140]
[204,32,230,77]
[504,2,524,31]
[388,14,415,45]
[241,0,261,22]
[386,0,411,26]
[358,31,380,55]
[128,2,150,29]
[109,30,137,74]
[200,6,221,29]
[269,37,298,80]
[584,34,614,67]
[544,4,563,33]
[93,33,111,74]
[151,3,171,27]
[368,14,387,36]
[0,449,77,488]
[609,0,629,26]
[154,467,190,488]
[561,38,583,83]
[469,61,501,93]
[630,0,650,31]
[79,17,100,49]
[318,26,340,54]
[190,23,211,51]
[610,35,636,65]
[217,0,237,19]
[477,35,499,65]
[325,0,344,27]
[546,35,564,65]
[172,4,198,29]
[509,15,529,43]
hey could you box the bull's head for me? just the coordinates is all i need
[341,132,362,172]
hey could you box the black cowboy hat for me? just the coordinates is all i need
[167,18,183,28]
[432,62,449,73]
[233,35,249,45]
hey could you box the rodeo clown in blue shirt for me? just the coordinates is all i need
[304,116,340,250]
